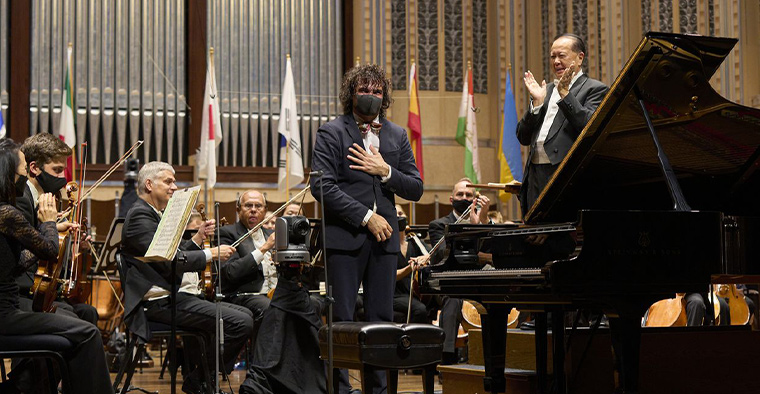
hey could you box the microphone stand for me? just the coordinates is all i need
[214,203,224,394]
[313,170,334,394]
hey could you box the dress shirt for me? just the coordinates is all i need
[530,70,584,164]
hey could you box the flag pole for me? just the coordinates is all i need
[285,54,291,193]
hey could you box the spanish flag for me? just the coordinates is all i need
[407,62,424,180]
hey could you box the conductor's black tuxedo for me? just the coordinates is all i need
[516,73,608,217]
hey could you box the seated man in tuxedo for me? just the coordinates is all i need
[217,189,277,339]
[120,161,253,394]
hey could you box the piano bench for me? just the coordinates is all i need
[319,322,444,394]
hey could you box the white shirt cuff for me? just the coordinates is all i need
[203,249,212,262]
[530,101,542,114]
[251,249,265,264]
[361,209,374,226]
[380,165,392,183]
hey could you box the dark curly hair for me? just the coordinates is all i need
[339,64,393,119]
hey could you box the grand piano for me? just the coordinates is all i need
[421,32,760,394]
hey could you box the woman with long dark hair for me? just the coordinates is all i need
[0,138,113,394]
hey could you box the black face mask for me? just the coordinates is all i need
[452,198,473,215]
[355,94,382,117]
[15,175,28,197]
[397,216,408,231]
[36,170,67,194]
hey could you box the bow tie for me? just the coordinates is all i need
[358,121,382,135]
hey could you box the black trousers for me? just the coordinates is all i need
[144,293,253,374]
[227,293,270,342]
[522,162,558,216]
[328,239,396,394]
[17,296,98,324]
[0,308,114,394]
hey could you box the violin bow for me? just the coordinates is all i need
[57,140,143,221]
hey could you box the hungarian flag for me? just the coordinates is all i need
[498,68,524,201]
[59,43,76,181]
[455,66,480,184]
[196,48,223,189]
[407,62,424,180]
[277,56,304,191]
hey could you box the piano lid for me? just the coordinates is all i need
[527,32,760,224]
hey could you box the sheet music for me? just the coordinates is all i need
[139,185,201,262]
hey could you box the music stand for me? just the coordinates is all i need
[93,218,125,274]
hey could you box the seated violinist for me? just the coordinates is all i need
[14,132,98,324]
[0,138,113,394]
[217,189,276,339]
[120,161,253,394]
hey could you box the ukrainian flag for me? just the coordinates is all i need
[498,68,523,201]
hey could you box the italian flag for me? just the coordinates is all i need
[59,43,77,182]
[407,62,424,180]
[455,66,480,184]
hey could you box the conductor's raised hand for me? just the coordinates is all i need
[367,213,393,242]
[523,70,547,107]
[211,244,236,262]
[348,144,390,177]
[556,61,577,98]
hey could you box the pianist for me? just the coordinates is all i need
[517,33,609,217]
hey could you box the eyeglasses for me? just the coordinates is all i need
[242,203,266,211]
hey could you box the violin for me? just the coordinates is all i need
[406,227,431,304]
[196,203,228,300]
[31,181,81,313]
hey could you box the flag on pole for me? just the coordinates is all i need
[277,55,304,191]
[60,43,77,182]
[498,67,524,201]
[0,109,6,139]
[455,64,480,184]
[196,48,223,189]
[407,62,424,180]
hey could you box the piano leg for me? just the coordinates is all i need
[608,315,642,394]
[481,303,509,393]
[551,308,566,394]
[534,313,549,394]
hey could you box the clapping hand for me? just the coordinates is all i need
[556,61,577,98]
[523,70,547,107]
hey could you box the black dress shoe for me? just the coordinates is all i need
[520,320,536,330]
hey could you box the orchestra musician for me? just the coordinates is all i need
[120,161,253,394]
[261,210,277,230]
[426,180,490,364]
[517,33,609,217]
[282,203,301,216]
[428,178,491,262]
[14,132,98,324]
[0,138,114,394]
[310,63,423,394]
[217,189,277,340]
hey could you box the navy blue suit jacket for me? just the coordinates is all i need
[310,115,423,252]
